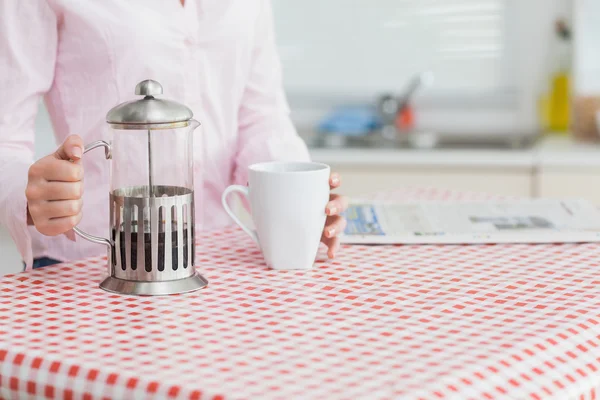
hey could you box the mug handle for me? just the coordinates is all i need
[72,140,112,249]
[221,185,259,244]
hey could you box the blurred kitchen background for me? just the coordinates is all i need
[2,0,600,271]
[276,0,600,199]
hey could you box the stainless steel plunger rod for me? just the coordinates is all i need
[147,129,154,197]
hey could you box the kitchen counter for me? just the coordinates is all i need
[308,134,600,169]
[309,146,535,168]
[536,135,600,168]
[305,134,600,199]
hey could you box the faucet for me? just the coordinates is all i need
[377,71,434,139]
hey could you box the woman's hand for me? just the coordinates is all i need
[322,172,348,258]
[25,135,84,239]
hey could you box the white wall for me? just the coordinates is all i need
[274,0,573,135]
[573,0,600,94]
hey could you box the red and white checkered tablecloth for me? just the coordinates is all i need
[1,188,600,400]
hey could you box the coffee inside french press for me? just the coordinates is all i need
[111,187,193,273]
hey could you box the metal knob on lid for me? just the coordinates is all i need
[106,79,193,129]
[135,79,163,97]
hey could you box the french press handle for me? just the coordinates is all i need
[72,140,112,250]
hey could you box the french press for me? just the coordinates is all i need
[73,79,208,296]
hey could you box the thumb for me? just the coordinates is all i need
[64,229,77,242]
[54,134,84,161]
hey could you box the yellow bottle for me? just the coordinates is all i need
[549,72,570,132]
[547,19,571,134]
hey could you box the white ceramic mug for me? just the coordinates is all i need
[222,161,331,270]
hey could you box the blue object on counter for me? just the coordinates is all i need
[318,106,382,136]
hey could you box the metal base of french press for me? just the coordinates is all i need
[99,272,208,296]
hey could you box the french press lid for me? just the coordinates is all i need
[106,79,193,130]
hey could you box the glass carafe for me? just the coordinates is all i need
[73,80,207,296]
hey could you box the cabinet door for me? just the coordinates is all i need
[538,169,600,204]
[329,165,533,198]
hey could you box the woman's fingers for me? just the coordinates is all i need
[34,213,83,237]
[26,138,86,237]
[321,235,341,259]
[324,171,345,258]
[29,156,83,183]
[29,199,83,220]
[46,160,84,182]
[64,229,77,242]
[329,172,341,189]
[324,215,347,239]
[326,193,349,216]
[321,216,346,259]
[54,134,84,161]
[41,181,84,201]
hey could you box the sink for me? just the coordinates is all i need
[306,130,539,151]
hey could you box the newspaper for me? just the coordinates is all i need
[341,199,600,244]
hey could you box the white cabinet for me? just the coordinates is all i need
[535,137,600,204]
[314,137,600,203]
[311,147,535,198]
[327,164,532,198]
[537,168,600,204]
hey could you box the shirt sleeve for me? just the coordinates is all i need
[233,0,310,185]
[0,1,57,269]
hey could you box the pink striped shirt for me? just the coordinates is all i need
[0,0,309,269]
